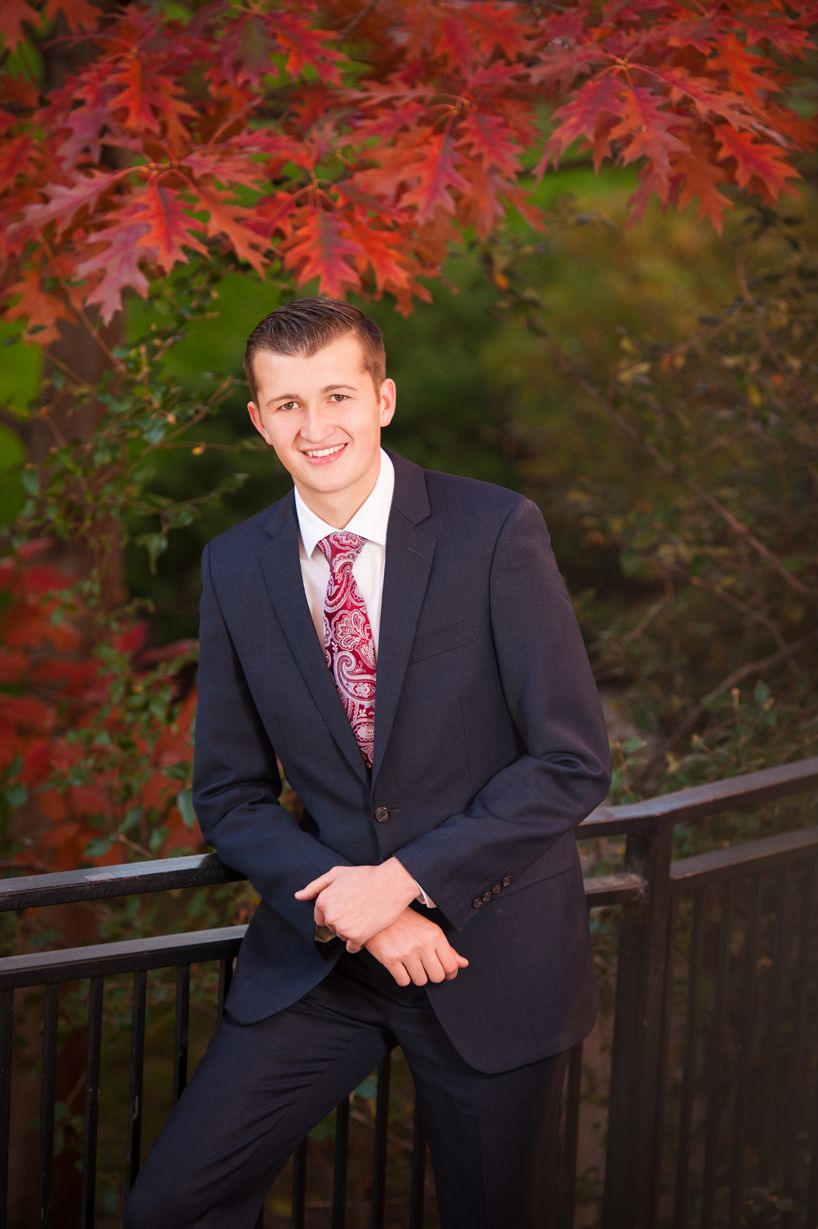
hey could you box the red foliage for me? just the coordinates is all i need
[0,544,197,870]
[1,0,816,332]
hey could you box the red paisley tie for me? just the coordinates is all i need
[318,531,377,769]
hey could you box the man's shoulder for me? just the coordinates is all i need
[204,491,291,559]
[408,456,535,529]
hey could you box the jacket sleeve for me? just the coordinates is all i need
[392,498,611,932]
[192,542,351,944]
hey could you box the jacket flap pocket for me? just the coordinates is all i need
[409,618,475,664]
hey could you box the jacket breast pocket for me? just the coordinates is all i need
[408,618,476,665]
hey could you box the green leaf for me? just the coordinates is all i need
[164,761,191,782]
[176,789,197,828]
[84,837,114,858]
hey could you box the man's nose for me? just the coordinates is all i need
[300,403,332,442]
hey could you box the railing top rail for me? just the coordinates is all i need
[0,924,247,989]
[1,757,815,912]
[0,851,241,913]
[670,823,818,888]
[579,755,818,836]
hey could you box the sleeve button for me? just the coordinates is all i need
[501,875,512,888]
[472,897,484,909]
[481,891,493,904]
[491,884,501,895]
[373,806,390,823]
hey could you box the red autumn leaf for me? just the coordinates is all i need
[107,53,196,145]
[44,0,99,28]
[129,181,208,273]
[458,0,534,62]
[23,169,124,236]
[458,111,524,177]
[272,10,346,83]
[715,125,802,200]
[4,267,74,345]
[343,215,419,296]
[607,85,690,198]
[0,0,40,49]
[401,133,472,222]
[281,207,364,298]
[191,186,268,274]
[670,133,732,232]
[709,34,784,110]
[539,75,626,172]
[74,218,152,322]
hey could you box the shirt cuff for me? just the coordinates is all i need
[415,881,437,908]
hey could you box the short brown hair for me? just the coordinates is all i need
[244,297,386,403]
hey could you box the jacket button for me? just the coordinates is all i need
[472,897,484,909]
[481,891,493,904]
[373,806,390,823]
[501,875,512,887]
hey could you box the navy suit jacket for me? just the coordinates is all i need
[192,449,611,1073]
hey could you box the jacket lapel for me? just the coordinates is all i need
[372,452,436,783]
[259,495,370,785]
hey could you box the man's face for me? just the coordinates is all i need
[247,333,396,522]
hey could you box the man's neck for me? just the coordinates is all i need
[295,470,380,530]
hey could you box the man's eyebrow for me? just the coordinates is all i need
[265,383,358,407]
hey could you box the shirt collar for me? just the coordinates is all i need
[294,449,395,558]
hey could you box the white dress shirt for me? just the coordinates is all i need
[293,450,435,914]
[294,448,394,652]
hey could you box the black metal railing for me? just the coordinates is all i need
[1,755,817,1228]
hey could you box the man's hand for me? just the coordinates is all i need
[294,858,419,951]
[365,909,469,987]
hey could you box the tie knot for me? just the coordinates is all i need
[318,531,365,572]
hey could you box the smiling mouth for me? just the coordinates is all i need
[303,444,347,459]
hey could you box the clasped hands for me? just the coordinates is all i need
[294,858,468,987]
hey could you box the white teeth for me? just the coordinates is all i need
[305,444,345,458]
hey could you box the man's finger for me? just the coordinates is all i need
[389,962,411,987]
[345,939,362,953]
[294,872,332,900]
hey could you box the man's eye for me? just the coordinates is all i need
[329,393,349,402]
[278,401,298,411]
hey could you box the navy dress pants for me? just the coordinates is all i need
[123,949,571,1229]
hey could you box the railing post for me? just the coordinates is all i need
[602,821,673,1229]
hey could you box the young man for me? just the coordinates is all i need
[124,297,611,1229]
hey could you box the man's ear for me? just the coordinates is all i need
[247,401,272,445]
[379,377,397,428]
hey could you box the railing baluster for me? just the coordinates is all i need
[560,1040,582,1229]
[779,856,816,1208]
[218,952,233,1013]
[80,976,104,1229]
[291,1138,307,1229]
[37,984,59,1229]
[758,865,787,1187]
[331,1096,349,1229]
[700,878,733,1229]
[173,964,190,1103]
[409,1098,425,1229]
[602,823,673,1229]
[808,1040,818,1225]
[649,890,677,1228]
[0,990,13,1227]
[673,886,703,1229]
[728,872,760,1227]
[126,970,147,1189]
[370,1054,391,1229]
